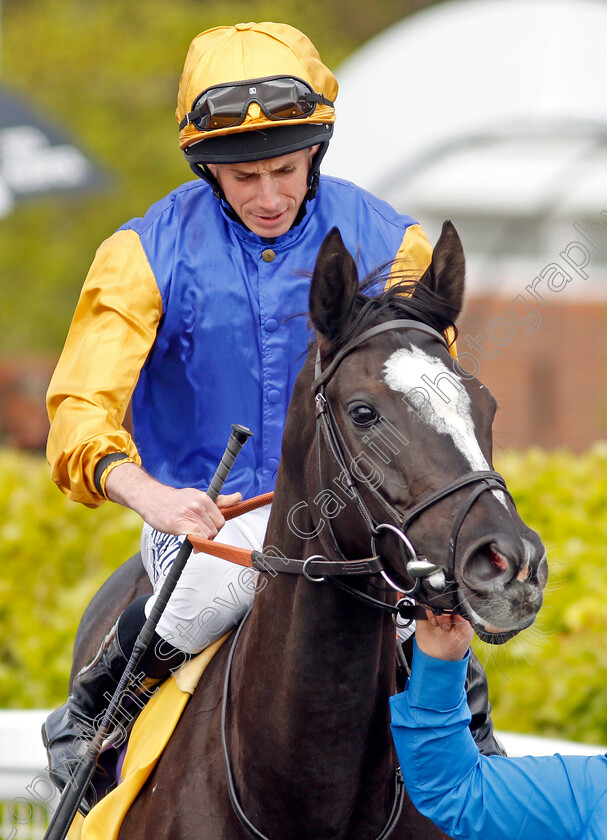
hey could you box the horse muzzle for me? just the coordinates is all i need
[450,531,548,643]
[376,519,547,644]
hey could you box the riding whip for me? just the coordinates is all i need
[43,423,253,840]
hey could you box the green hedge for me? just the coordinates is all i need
[0,450,141,708]
[1,445,606,746]
[476,443,607,746]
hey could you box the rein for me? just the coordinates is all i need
[189,510,426,624]
[221,608,406,840]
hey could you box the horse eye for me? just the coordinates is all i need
[349,404,379,427]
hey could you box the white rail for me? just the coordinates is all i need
[0,711,604,838]
[0,710,57,839]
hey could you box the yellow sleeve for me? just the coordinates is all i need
[386,223,458,359]
[46,229,163,507]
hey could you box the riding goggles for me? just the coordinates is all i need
[179,76,334,132]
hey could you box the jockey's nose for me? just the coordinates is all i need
[256,175,281,211]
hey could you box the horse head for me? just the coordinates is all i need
[304,221,547,644]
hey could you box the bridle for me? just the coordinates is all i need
[222,317,512,840]
[255,317,513,620]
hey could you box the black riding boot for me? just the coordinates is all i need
[396,636,505,757]
[42,596,187,814]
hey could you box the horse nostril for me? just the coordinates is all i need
[461,536,523,590]
[488,543,509,573]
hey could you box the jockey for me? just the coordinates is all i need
[42,21,501,813]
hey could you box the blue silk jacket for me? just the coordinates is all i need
[47,175,431,506]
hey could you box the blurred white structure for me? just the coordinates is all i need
[499,730,606,758]
[0,711,52,800]
[0,709,604,840]
[325,0,607,297]
[0,711,55,838]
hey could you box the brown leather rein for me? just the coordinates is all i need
[189,492,275,566]
[189,492,391,581]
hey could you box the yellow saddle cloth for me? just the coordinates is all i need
[67,632,231,840]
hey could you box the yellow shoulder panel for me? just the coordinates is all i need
[387,223,433,286]
[385,224,457,358]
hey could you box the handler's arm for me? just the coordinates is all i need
[390,620,607,840]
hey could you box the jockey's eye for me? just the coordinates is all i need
[349,403,379,427]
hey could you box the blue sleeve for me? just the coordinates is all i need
[389,641,607,840]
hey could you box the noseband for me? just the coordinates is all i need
[308,318,512,614]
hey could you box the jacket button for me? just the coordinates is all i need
[267,389,280,404]
[262,249,275,263]
[265,318,278,332]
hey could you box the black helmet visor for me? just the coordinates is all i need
[184,122,333,165]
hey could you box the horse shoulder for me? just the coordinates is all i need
[119,640,235,838]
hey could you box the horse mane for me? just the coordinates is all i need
[328,264,459,355]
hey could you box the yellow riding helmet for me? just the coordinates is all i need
[176,22,338,164]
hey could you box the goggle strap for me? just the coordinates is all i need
[309,92,334,107]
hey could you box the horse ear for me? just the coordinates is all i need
[309,227,359,344]
[415,220,465,320]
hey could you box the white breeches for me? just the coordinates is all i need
[141,505,271,655]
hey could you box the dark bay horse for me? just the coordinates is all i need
[72,222,547,839]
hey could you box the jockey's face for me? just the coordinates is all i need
[207,146,318,237]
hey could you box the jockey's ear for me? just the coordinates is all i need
[310,227,359,348]
[415,220,465,323]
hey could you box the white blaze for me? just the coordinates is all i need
[383,346,489,472]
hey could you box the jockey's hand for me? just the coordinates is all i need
[415,610,474,662]
[104,460,241,538]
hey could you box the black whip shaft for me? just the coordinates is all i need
[43,423,253,840]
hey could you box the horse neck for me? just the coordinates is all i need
[227,370,398,837]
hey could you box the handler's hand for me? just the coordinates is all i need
[415,610,474,662]
[104,461,241,538]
